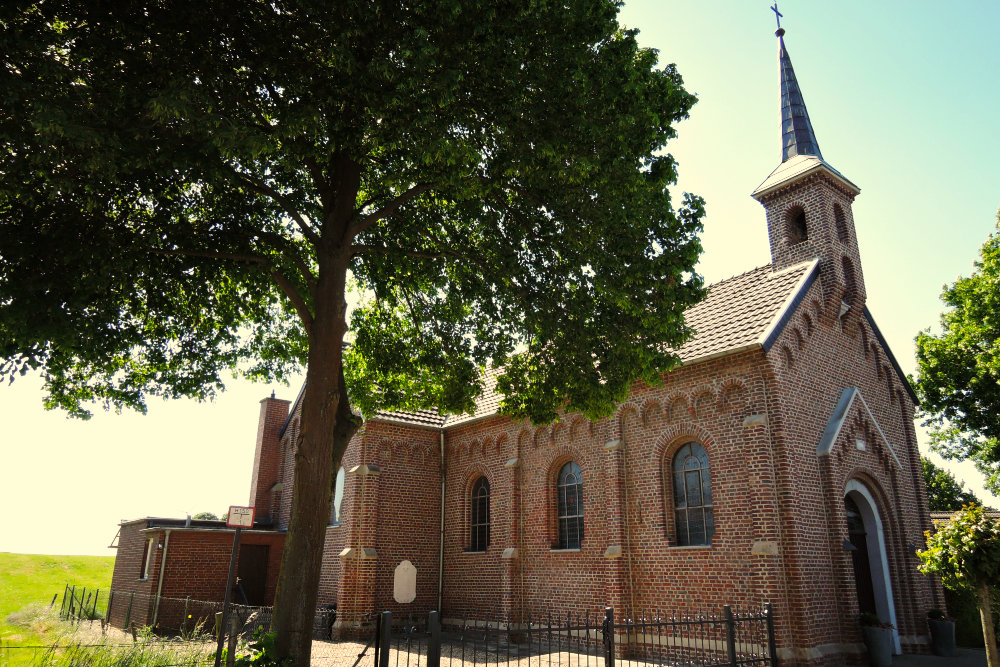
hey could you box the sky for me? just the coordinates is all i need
[2,1,999,557]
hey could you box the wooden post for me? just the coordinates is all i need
[214,526,242,667]
[59,584,68,618]
[181,596,190,635]
[226,615,239,667]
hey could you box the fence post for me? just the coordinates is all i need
[125,591,134,630]
[378,611,392,667]
[603,607,615,667]
[60,584,68,618]
[764,602,778,667]
[724,605,738,667]
[68,586,76,620]
[428,611,441,667]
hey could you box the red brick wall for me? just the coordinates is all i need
[764,276,938,660]
[108,522,284,632]
[249,397,290,521]
[108,520,158,628]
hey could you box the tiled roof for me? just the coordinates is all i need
[677,260,814,362]
[374,407,447,429]
[371,260,817,429]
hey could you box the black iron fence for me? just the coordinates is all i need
[374,606,777,667]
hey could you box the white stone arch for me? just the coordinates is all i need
[844,479,900,654]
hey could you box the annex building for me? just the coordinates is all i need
[110,25,941,665]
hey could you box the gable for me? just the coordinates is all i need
[817,387,902,471]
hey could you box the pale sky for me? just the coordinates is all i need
[2,1,999,557]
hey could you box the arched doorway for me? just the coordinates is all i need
[844,480,900,654]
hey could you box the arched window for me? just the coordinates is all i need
[470,476,490,552]
[671,442,714,546]
[557,461,584,549]
[330,467,345,526]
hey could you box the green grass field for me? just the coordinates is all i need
[0,552,114,644]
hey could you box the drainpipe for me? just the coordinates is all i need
[151,529,172,627]
[437,430,446,613]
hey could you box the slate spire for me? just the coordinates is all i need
[776,27,823,162]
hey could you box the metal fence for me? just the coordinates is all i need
[374,606,777,667]
[104,590,340,640]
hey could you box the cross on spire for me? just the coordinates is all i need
[770,2,783,30]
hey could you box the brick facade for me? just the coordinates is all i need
[108,519,284,631]
[110,30,939,665]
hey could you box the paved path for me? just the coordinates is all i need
[892,648,987,667]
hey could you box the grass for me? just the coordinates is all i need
[2,606,214,667]
[0,552,115,665]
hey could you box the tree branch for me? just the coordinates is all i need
[148,247,272,265]
[234,172,321,246]
[350,183,432,237]
[270,269,314,337]
[351,243,491,271]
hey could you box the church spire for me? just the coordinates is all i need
[772,6,822,162]
[754,5,866,323]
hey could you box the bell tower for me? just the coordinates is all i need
[752,15,866,326]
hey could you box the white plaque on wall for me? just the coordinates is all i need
[393,560,417,604]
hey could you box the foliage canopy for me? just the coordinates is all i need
[918,505,1000,665]
[1,1,704,662]
[915,212,1000,495]
[922,457,981,512]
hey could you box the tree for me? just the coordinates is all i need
[0,2,704,663]
[192,512,219,521]
[922,457,981,512]
[918,505,1000,667]
[916,211,1000,495]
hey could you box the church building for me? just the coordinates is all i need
[110,22,940,666]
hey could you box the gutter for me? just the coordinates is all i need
[151,529,172,627]
[437,430,446,613]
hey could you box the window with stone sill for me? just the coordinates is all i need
[668,442,714,547]
[556,461,584,550]
[469,476,490,552]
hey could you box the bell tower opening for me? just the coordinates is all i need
[786,207,808,244]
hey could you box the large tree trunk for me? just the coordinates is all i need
[270,155,363,665]
[980,581,998,667]
[270,253,359,664]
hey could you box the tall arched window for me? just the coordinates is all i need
[557,461,584,549]
[470,476,490,552]
[671,442,714,546]
[330,467,345,526]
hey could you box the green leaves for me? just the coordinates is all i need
[918,504,1000,592]
[2,0,705,424]
[915,211,1000,494]
[922,457,982,512]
